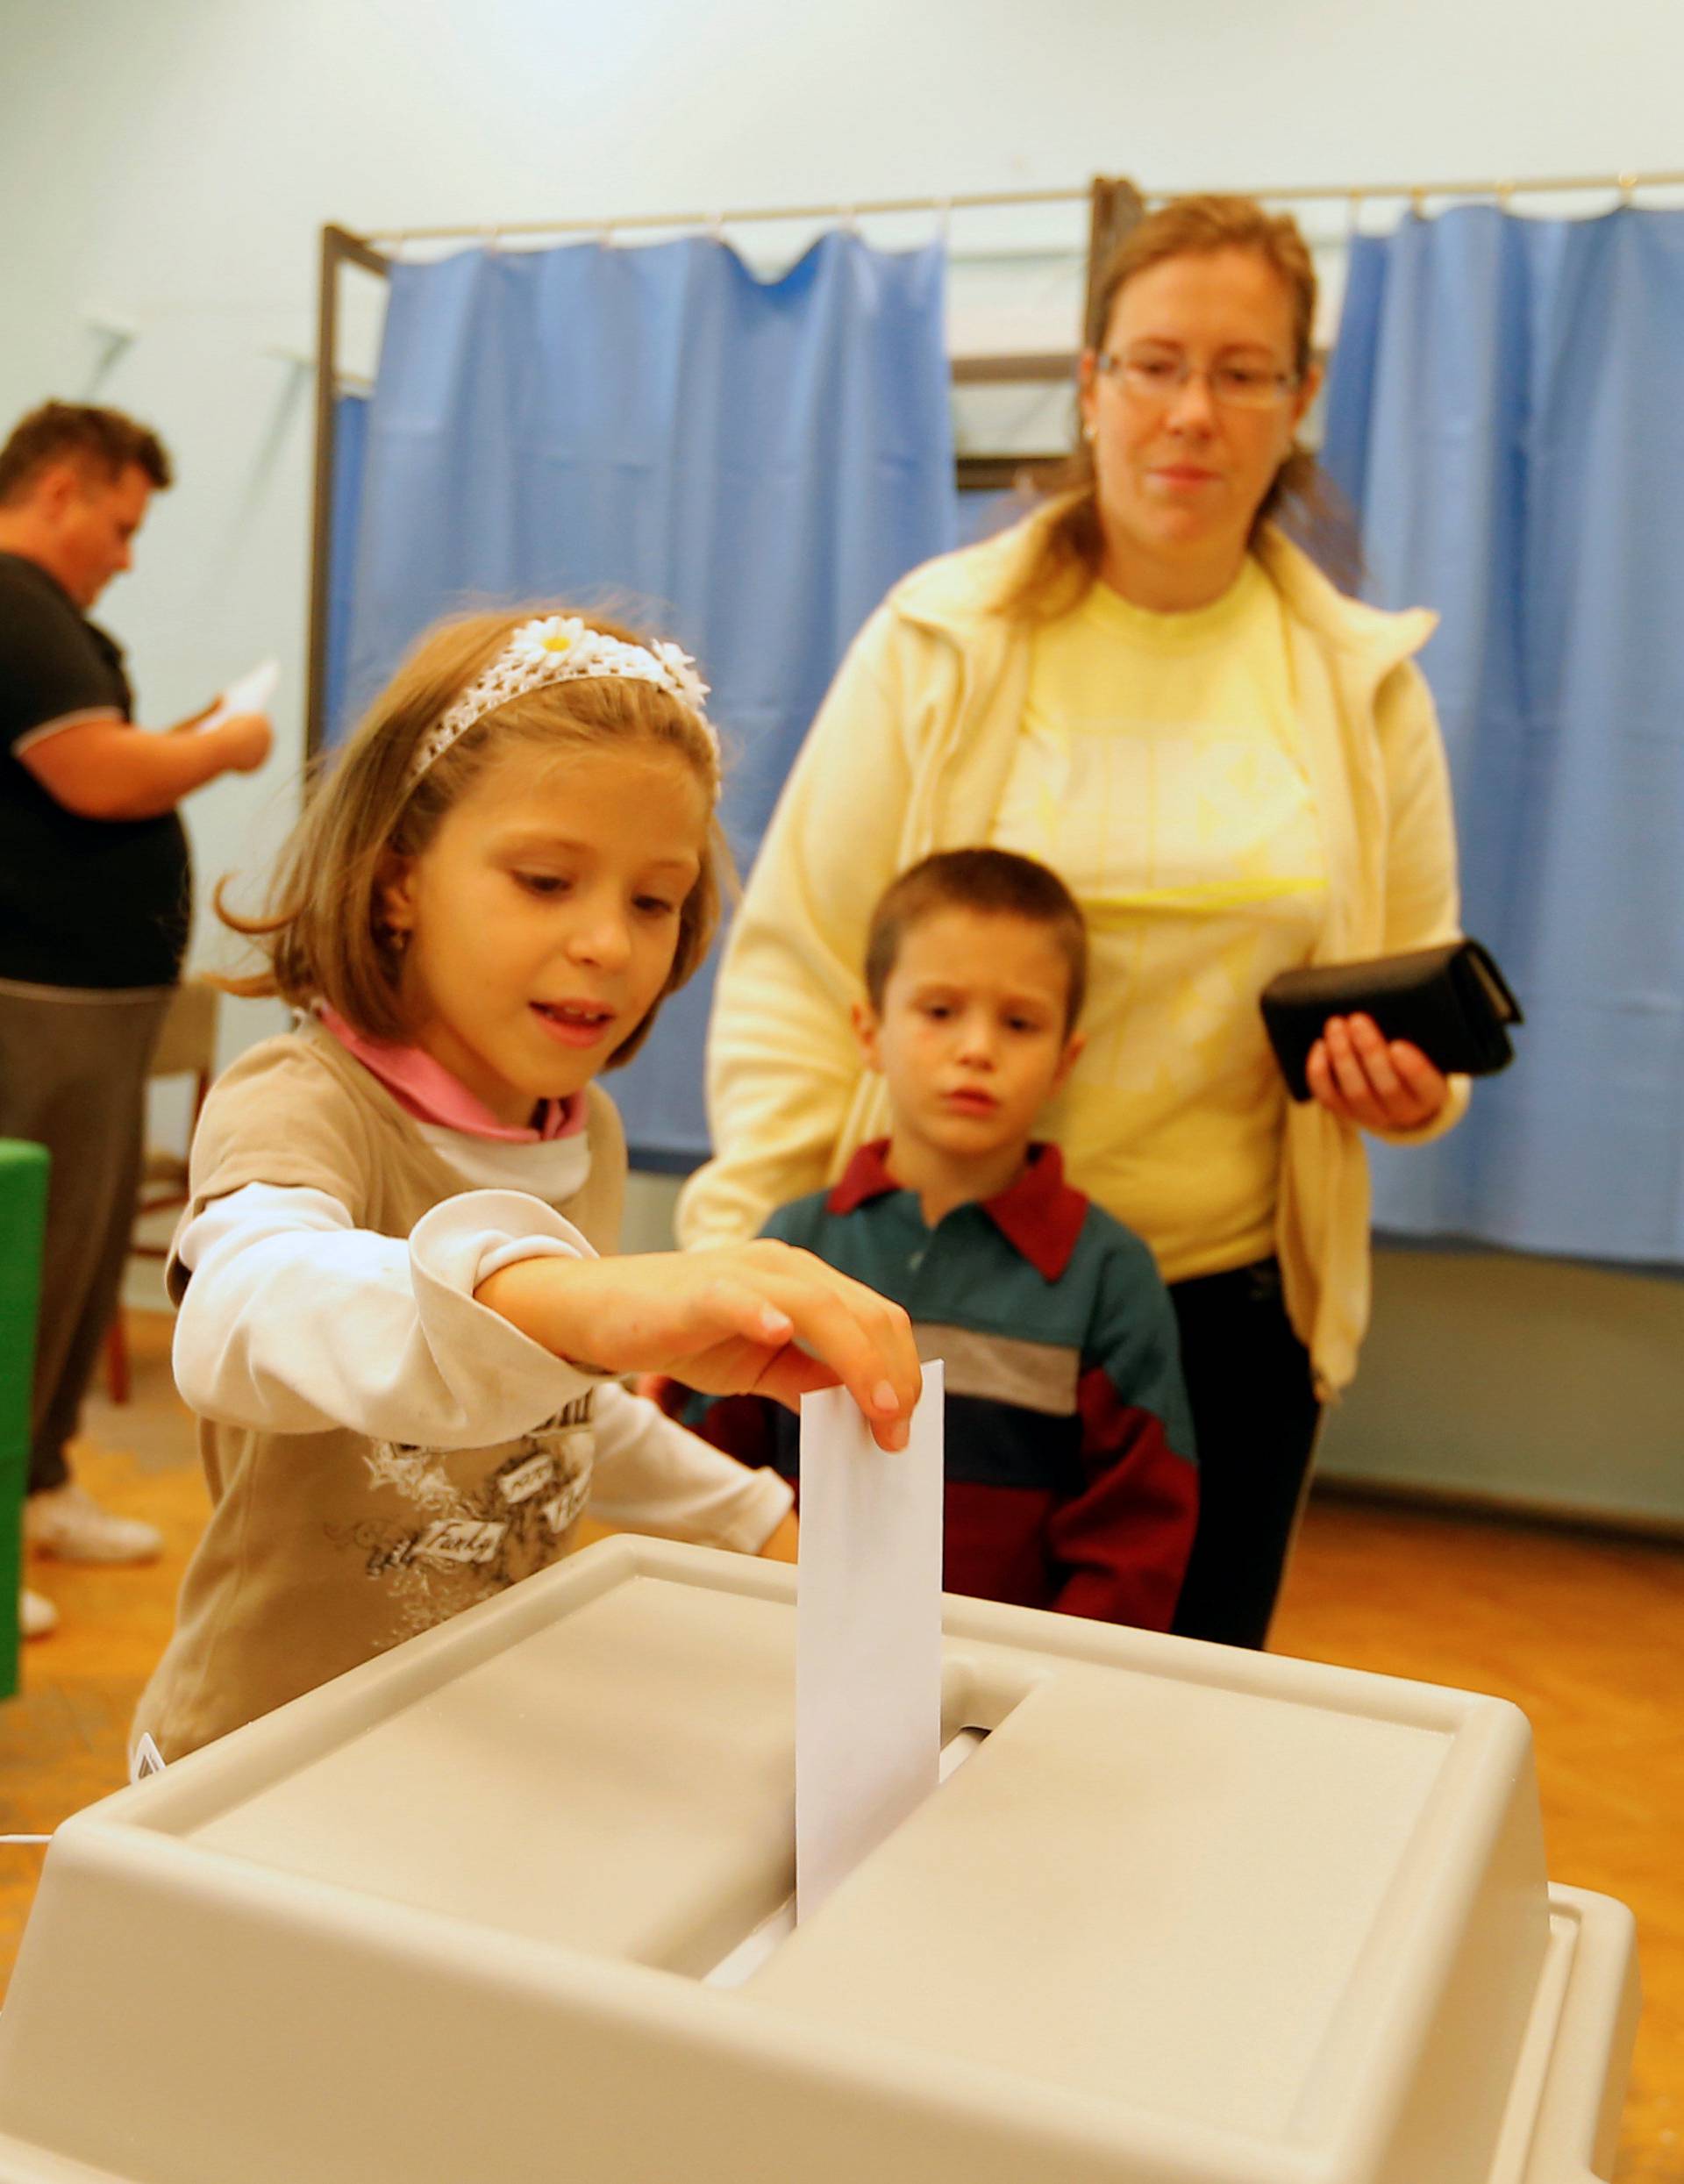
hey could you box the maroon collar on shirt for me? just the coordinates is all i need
[826,1138,1088,1283]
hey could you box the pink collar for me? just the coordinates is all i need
[318,1008,586,1144]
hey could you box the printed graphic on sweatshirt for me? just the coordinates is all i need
[326,1390,597,1648]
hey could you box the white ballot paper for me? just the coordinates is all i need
[197,657,279,732]
[796,1360,944,1923]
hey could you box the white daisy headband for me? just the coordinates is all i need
[407,616,717,787]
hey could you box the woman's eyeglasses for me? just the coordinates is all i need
[1095,348,1301,411]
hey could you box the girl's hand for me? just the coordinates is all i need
[1306,1013,1449,1133]
[475,1240,921,1452]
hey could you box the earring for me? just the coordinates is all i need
[1081,422,1097,446]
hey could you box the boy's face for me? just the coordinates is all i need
[854,906,1084,1174]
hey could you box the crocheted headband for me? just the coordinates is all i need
[407,615,716,788]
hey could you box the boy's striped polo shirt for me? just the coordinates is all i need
[683,1140,1197,1630]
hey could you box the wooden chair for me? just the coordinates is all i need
[103,979,219,1404]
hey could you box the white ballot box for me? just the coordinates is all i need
[0,1538,1637,2184]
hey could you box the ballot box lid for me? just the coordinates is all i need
[0,1539,1635,2184]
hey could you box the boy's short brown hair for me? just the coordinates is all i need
[864,848,1088,1032]
[0,402,173,505]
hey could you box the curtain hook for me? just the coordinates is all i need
[1345,189,1362,242]
[1618,170,1638,206]
[840,203,860,237]
[485,223,503,256]
[1409,186,1427,220]
[709,210,725,242]
[1496,179,1515,212]
[935,196,953,246]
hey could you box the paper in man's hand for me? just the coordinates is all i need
[197,658,279,732]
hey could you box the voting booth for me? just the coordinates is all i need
[0,1530,1638,2184]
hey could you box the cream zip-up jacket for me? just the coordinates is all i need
[680,510,1468,1395]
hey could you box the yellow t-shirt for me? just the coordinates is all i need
[992,558,1327,1283]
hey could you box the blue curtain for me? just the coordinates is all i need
[339,233,955,1163]
[1322,207,1684,1265]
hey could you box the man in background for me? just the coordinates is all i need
[0,401,272,1639]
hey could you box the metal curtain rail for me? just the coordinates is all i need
[1268,167,1684,204]
[360,168,1684,246]
[361,186,1086,245]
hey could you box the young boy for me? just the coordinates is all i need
[681,848,1197,1630]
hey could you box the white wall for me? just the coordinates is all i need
[11,0,1683,1517]
[1317,1249,1684,1531]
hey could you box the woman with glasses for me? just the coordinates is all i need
[681,195,1466,1649]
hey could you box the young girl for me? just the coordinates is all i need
[135,609,919,1761]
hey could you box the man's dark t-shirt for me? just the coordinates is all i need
[0,551,190,989]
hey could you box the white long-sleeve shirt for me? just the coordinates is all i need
[137,1023,788,1761]
[172,1178,792,1540]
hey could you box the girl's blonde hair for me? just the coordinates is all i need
[1001,193,1354,617]
[217,608,725,1070]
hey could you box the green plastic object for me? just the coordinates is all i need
[0,1139,49,1700]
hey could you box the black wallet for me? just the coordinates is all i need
[1260,939,1523,1102]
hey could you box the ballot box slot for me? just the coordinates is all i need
[700,1724,992,1990]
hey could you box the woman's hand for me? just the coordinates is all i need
[475,1240,921,1452]
[1306,1013,1449,1133]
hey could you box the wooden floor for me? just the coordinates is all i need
[3,1311,1680,2179]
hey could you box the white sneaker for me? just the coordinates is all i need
[25,1482,163,1566]
[20,1587,58,1639]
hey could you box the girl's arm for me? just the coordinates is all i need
[176,1182,922,1453]
[473,1237,919,1452]
[584,1381,794,1551]
[173,1183,609,1445]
